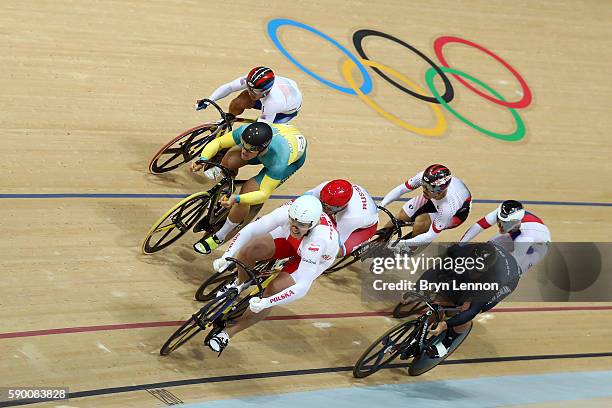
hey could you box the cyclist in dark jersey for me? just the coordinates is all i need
[418,242,521,357]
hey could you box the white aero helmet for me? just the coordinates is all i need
[497,200,525,233]
[288,195,323,229]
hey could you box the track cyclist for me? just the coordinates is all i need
[190,120,308,255]
[195,67,302,124]
[305,179,378,256]
[380,164,472,254]
[460,200,551,275]
[421,242,521,358]
[205,195,339,353]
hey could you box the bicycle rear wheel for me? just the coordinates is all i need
[324,234,387,275]
[195,271,237,302]
[353,319,419,378]
[141,191,211,254]
[149,124,223,174]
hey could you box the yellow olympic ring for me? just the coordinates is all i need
[341,58,447,137]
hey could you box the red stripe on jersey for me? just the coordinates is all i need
[477,217,492,229]
[522,212,545,225]
[432,224,442,233]
[404,181,413,189]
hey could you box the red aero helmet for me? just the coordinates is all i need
[422,164,452,194]
[246,67,275,92]
[320,179,353,208]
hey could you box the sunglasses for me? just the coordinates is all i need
[289,217,312,229]
[241,142,267,153]
[323,202,346,214]
[497,219,520,233]
[247,86,270,97]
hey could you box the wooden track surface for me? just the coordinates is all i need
[1,0,611,406]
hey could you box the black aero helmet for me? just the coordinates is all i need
[446,242,497,273]
[497,200,525,233]
[471,243,498,273]
[241,122,273,152]
[422,164,452,194]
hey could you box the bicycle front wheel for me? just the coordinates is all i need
[160,316,205,356]
[149,124,222,174]
[353,319,419,378]
[141,191,211,254]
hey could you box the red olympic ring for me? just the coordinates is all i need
[434,36,533,109]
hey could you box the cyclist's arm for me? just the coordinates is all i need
[262,241,334,308]
[510,233,535,264]
[380,172,423,207]
[235,175,280,205]
[198,131,239,161]
[222,205,287,259]
[208,76,247,101]
[399,223,440,246]
[460,210,498,242]
[444,300,487,328]
[304,181,327,197]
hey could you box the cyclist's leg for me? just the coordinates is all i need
[383,209,412,229]
[273,110,299,124]
[233,233,276,283]
[208,151,259,243]
[224,150,305,235]
[226,271,295,338]
[228,90,257,117]
[220,145,249,172]
[342,223,378,255]
[215,177,260,241]
[226,239,299,337]
[383,195,431,231]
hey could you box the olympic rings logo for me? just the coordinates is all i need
[267,19,533,142]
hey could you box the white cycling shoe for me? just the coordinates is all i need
[207,330,230,353]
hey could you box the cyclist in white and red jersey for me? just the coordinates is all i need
[460,200,551,275]
[206,195,339,353]
[305,179,379,256]
[380,164,472,253]
[195,66,302,124]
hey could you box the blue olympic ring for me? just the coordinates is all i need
[267,18,373,95]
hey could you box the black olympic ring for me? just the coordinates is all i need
[352,29,455,104]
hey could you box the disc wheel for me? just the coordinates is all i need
[141,191,211,254]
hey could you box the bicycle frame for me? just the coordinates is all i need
[199,257,281,327]
[397,293,461,356]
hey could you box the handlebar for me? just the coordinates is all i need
[198,98,234,131]
[224,257,264,294]
[194,159,234,182]
[376,205,412,246]
[401,291,461,322]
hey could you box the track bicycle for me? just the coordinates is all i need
[148,99,254,174]
[353,291,472,378]
[160,257,282,356]
[141,161,261,254]
[323,206,413,274]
